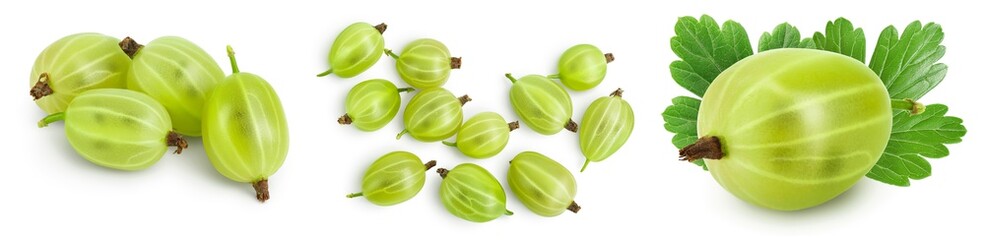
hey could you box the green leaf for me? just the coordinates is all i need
[662,96,707,170]
[813,18,866,63]
[670,15,753,97]
[758,23,814,52]
[866,104,966,186]
[869,21,947,100]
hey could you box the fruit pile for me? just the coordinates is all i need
[324,22,635,222]
[31,34,289,202]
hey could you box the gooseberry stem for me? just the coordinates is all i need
[504,209,514,216]
[567,201,581,213]
[253,179,270,203]
[396,129,409,140]
[166,131,188,154]
[610,88,624,97]
[338,114,352,125]
[458,95,472,106]
[316,69,333,77]
[38,112,66,128]
[891,98,925,115]
[604,53,615,63]
[346,192,364,198]
[580,159,590,172]
[118,37,143,59]
[547,74,560,79]
[384,49,399,59]
[30,73,53,100]
[508,121,519,131]
[505,73,517,83]
[441,141,457,147]
[374,23,388,34]
[226,45,240,74]
[450,57,462,69]
[565,119,578,133]
[424,160,437,170]
[679,136,724,162]
[437,168,449,178]
[397,87,415,93]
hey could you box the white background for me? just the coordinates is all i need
[1,0,981,239]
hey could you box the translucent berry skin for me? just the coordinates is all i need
[128,36,224,136]
[698,49,891,211]
[203,47,289,202]
[322,22,385,78]
[392,38,456,89]
[449,112,511,159]
[343,79,410,131]
[579,89,634,172]
[556,44,609,91]
[352,151,430,206]
[438,163,511,223]
[400,88,464,142]
[30,33,131,114]
[48,89,174,171]
[507,74,574,135]
[508,151,578,217]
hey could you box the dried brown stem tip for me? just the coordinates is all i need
[30,73,53,100]
[568,201,581,213]
[375,23,388,34]
[458,95,471,106]
[610,88,624,97]
[166,131,188,154]
[424,160,437,170]
[508,121,520,131]
[565,119,579,133]
[679,136,724,162]
[450,57,462,69]
[604,53,615,63]
[253,179,270,202]
[437,168,449,178]
[119,37,143,59]
[338,114,352,125]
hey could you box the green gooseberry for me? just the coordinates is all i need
[437,163,512,223]
[680,49,892,211]
[442,112,517,159]
[505,73,576,135]
[548,44,613,91]
[37,89,187,170]
[127,36,224,137]
[347,151,435,206]
[30,33,131,114]
[203,46,289,202]
[317,22,387,78]
[339,79,414,131]
[385,38,460,89]
[507,151,579,217]
[579,88,634,172]
[396,88,469,142]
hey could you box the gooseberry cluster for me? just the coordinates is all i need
[31,34,289,202]
[325,23,635,222]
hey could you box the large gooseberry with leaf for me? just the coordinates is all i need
[679,49,893,211]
